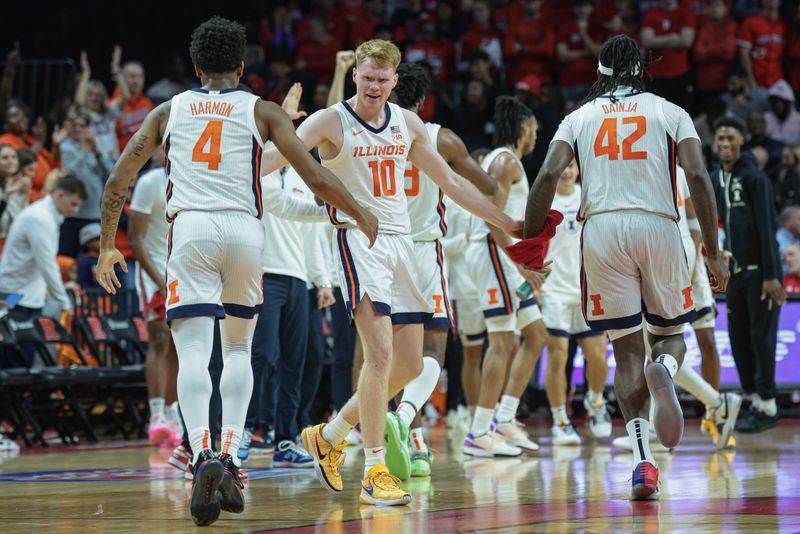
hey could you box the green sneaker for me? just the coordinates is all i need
[384,412,411,481]
[409,449,433,477]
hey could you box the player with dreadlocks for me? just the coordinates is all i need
[381,62,497,479]
[461,95,548,458]
[519,34,729,499]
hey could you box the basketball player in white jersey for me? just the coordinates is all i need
[129,149,181,448]
[539,159,612,446]
[463,96,547,458]
[522,35,729,500]
[260,40,522,506]
[613,168,742,452]
[94,17,377,526]
[382,62,498,479]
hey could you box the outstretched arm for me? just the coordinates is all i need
[96,103,168,293]
[437,127,497,196]
[257,101,378,245]
[524,140,574,237]
[406,112,519,237]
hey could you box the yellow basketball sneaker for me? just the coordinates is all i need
[301,423,347,493]
[360,464,412,506]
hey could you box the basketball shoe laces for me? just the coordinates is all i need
[329,442,348,476]
[373,470,403,491]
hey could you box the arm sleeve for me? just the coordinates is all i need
[748,171,782,279]
[261,171,328,222]
[29,222,72,311]
[304,223,331,287]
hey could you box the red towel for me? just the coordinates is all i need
[505,210,564,269]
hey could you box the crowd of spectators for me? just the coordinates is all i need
[1,0,800,313]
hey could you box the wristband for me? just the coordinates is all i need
[687,218,700,232]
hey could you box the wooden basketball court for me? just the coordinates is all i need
[1,420,797,532]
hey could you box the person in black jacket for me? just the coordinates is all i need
[712,116,787,433]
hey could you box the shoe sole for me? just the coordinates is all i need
[218,471,245,514]
[301,428,341,493]
[359,491,412,506]
[384,415,411,481]
[273,461,314,468]
[631,484,660,500]
[716,395,742,451]
[508,440,540,452]
[463,444,493,458]
[190,460,223,526]
[645,363,683,448]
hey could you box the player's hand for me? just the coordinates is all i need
[96,248,128,295]
[317,286,336,309]
[706,255,730,293]
[281,83,308,121]
[761,279,786,307]
[502,219,524,240]
[518,265,546,291]
[336,50,356,72]
[356,209,379,248]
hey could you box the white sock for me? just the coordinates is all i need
[751,393,764,411]
[586,388,601,406]
[168,401,181,423]
[762,398,777,417]
[219,316,256,433]
[364,446,386,476]
[396,402,416,428]
[189,426,212,464]
[674,364,719,408]
[654,353,679,379]
[410,428,428,453]
[495,395,520,423]
[220,425,243,465]
[626,418,654,466]
[468,405,476,416]
[173,317,214,442]
[398,356,441,419]
[149,397,165,419]
[551,405,568,426]
[322,413,354,446]
[470,407,494,436]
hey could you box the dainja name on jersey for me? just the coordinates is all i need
[601,102,638,114]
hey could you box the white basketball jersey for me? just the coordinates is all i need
[551,88,700,221]
[406,122,446,241]
[676,167,692,242]
[469,146,528,241]
[129,167,169,272]
[541,185,582,304]
[322,101,412,234]
[163,88,264,221]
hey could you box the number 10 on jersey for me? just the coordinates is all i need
[368,159,396,197]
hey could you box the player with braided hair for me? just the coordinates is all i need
[520,34,729,499]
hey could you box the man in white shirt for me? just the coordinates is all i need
[0,175,86,365]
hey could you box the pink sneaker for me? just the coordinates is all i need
[148,415,174,447]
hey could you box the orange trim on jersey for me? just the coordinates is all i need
[251,138,264,218]
[435,239,454,328]
[667,134,679,219]
[487,235,513,315]
[579,225,589,324]
[436,189,448,237]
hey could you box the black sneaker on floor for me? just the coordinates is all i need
[218,453,245,514]
[189,449,224,526]
[736,407,779,434]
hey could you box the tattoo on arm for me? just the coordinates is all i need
[132,134,149,157]
[100,188,128,247]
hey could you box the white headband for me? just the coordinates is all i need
[598,61,641,77]
[598,61,614,76]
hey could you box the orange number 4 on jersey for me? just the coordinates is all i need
[192,120,223,170]
[593,116,647,161]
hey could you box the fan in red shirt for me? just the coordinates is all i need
[296,0,346,48]
[737,0,787,89]
[692,0,738,100]
[504,0,556,85]
[598,0,641,40]
[460,0,504,71]
[404,11,455,81]
[640,0,696,111]
[347,0,389,49]
[295,17,341,83]
[784,243,800,294]
[557,0,607,109]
